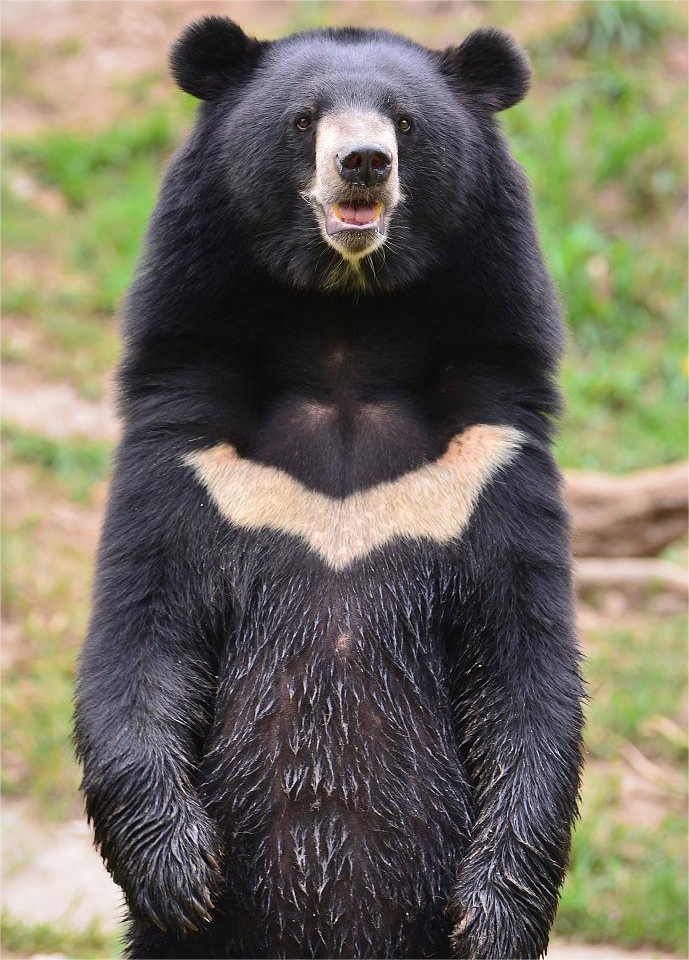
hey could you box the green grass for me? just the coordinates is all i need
[288,0,336,33]
[0,428,111,812]
[586,614,689,766]
[542,0,681,60]
[505,7,688,471]
[557,776,688,953]
[5,108,184,208]
[2,425,111,504]
[0,430,110,815]
[1,628,83,816]
[1,509,93,816]
[1,40,53,107]
[553,610,689,954]
[2,104,192,395]
[0,911,121,959]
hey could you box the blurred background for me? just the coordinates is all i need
[1,1,687,958]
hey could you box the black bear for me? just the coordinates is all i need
[75,17,584,960]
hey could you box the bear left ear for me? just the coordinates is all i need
[438,27,531,113]
[170,16,266,100]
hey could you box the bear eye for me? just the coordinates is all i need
[398,117,412,132]
[295,115,312,131]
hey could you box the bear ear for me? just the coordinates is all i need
[438,27,531,113]
[170,16,265,100]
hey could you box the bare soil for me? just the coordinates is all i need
[2,800,660,959]
[1,362,119,441]
[1,797,124,932]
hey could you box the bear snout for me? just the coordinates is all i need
[335,144,393,188]
[304,108,401,262]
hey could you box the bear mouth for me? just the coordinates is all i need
[325,203,385,236]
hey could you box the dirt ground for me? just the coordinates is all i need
[0,794,668,960]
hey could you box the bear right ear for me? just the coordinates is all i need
[170,17,265,101]
[438,27,531,112]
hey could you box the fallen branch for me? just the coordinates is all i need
[619,740,686,792]
[565,462,688,557]
[575,557,688,597]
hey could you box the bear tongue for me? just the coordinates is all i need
[338,203,379,225]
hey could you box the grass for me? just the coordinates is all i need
[2,105,192,395]
[505,7,688,471]
[0,433,105,815]
[553,611,689,954]
[1,506,92,817]
[585,614,689,766]
[2,425,111,505]
[5,108,185,208]
[1,1,686,956]
[0,911,120,959]
[1,40,54,108]
[543,0,680,59]
[557,776,688,953]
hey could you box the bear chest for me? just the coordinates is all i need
[186,422,522,570]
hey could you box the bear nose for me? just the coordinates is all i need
[335,144,392,187]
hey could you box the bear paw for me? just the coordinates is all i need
[448,877,550,959]
[124,801,223,936]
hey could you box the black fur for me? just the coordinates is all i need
[75,19,584,960]
[170,17,265,101]
[438,27,532,113]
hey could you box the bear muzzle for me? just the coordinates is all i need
[303,108,401,261]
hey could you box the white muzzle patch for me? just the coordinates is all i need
[303,109,401,264]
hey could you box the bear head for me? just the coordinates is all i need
[169,18,531,292]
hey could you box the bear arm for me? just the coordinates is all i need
[74,440,224,935]
[446,442,584,960]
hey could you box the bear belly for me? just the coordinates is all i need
[203,574,472,958]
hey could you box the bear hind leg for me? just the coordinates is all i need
[124,918,229,960]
